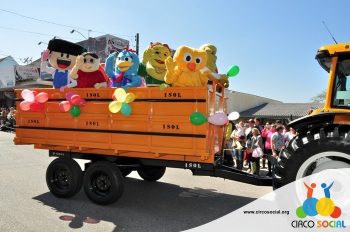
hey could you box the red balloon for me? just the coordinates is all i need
[19,101,32,111]
[65,92,74,101]
[35,92,49,103]
[30,102,43,112]
[59,101,71,112]
[78,98,86,107]
[70,95,81,105]
[21,89,35,102]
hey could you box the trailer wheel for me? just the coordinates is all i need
[46,157,83,198]
[83,161,124,205]
[137,166,166,181]
[274,126,350,188]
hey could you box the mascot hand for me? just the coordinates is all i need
[165,57,176,73]
[219,74,229,88]
[76,55,84,68]
[42,49,50,61]
[70,72,78,80]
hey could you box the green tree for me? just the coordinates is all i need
[311,90,326,103]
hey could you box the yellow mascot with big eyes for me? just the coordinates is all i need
[165,45,213,87]
[138,42,172,85]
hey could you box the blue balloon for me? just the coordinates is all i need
[121,103,132,116]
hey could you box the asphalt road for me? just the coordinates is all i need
[0,132,272,232]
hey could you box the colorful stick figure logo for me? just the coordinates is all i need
[296,182,342,219]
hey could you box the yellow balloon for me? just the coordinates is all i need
[109,101,122,113]
[113,88,126,102]
[125,93,135,103]
[316,198,335,216]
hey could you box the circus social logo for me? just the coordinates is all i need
[291,181,346,229]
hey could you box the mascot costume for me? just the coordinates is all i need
[70,52,108,88]
[138,42,171,85]
[164,45,213,87]
[199,44,229,88]
[104,48,141,89]
[43,38,86,89]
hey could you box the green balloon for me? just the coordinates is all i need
[190,112,207,126]
[120,103,132,116]
[226,65,240,77]
[70,105,81,117]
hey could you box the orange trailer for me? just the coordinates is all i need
[14,83,271,204]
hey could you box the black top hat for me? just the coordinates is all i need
[48,39,86,56]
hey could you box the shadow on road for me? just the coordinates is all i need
[34,177,257,232]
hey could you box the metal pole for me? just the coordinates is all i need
[135,33,139,55]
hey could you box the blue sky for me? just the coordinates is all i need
[0,0,350,102]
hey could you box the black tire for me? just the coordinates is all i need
[83,161,124,205]
[274,126,350,188]
[46,157,83,198]
[137,165,166,181]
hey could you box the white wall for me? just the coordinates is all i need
[225,89,281,113]
[0,57,17,88]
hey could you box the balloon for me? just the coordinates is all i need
[113,88,126,102]
[30,102,44,112]
[109,101,122,113]
[35,92,49,103]
[59,101,71,112]
[125,93,135,103]
[19,101,32,111]
[21,89,35,102]
[226,65,240,77]
[208,112,228,126]
[65,92,74,101]
[70,95,81,105]
[120,103,132,116]
[77,98,86,107]
[70,105,81,117]
[32,90,38,96]
[228,111,240,121]
[190,112,207,125]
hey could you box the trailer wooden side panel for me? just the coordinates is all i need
[14,87,222,163]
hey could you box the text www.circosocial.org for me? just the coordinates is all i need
[243,210,290,215]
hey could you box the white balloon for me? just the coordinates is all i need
[208,112,228,126]
[228,111,240,121]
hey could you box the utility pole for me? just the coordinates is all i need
[135,33,139,55]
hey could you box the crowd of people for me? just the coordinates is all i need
[0,107,16,132]
[226,118,297,176]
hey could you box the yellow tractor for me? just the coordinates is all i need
[274,42,350,187]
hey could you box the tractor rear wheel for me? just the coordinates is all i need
[274,126,350,188]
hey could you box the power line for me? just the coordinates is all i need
[0,25,77,40]
[0,8,135,40]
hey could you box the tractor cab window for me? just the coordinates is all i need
[333,58,350,108]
